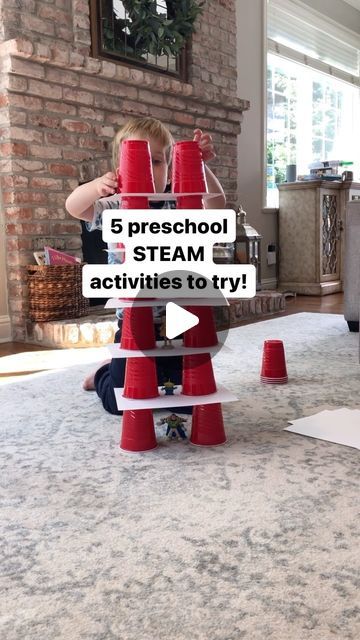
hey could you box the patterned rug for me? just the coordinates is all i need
[1,313,359,640]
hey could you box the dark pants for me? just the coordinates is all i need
[94,322,191,416]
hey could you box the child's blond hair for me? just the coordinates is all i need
[112,117,174,171]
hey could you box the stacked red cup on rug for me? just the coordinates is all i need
[118,140,158,452]
[117,139,155,282]
[172,141,226,446]
[172,140,207,209]
[260,339,288,384]
[113,137,230,451]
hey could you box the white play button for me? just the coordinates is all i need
[165,302,199,340]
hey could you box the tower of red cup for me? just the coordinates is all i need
[118,140,158,452]
[173,140,226,446]
[116,136,227,451]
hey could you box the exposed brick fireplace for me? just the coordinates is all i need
[0,0,249,342]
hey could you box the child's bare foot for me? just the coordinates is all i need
[82,360,111,391]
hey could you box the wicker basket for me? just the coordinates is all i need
[27,264,89,322]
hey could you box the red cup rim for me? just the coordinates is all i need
[174,141,199,148]
[264,340,284,346]
[121,140,151,148]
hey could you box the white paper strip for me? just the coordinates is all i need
[107,339,231,359]
[284,408,360,450]
[107,192,218,200]
[114,384,238,411]
[105,297,230,308]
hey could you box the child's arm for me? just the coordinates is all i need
[193,129,226,210]
[65,172,118,221]
[204,165,226,210]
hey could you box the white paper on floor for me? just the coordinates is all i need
[284,408,360,450]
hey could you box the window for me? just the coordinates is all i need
[266,0,360,207]
[267,55,360,206]
[90,0,189,80]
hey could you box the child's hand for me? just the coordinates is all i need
[193,128,216,163]
[94,172,117,198]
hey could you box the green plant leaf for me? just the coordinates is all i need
[103,0,205,60]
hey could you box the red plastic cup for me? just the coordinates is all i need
[260,339,288,384]
[118,139,155,193]
[182,353,217,396]
[183,306,218,348]
[123,357,159,399]
[172,141,207,209]
[120,308,156,350]
[116,241,126,263]
[118,139,155,209]
[177,195,204,209]
[190,403,226,446]
[120,409,157,452]
[121,196,149,209]
[172,141,207,192]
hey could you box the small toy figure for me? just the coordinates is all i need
[161,379,177,396]
[159,315,173,348]
[158,414,188,441]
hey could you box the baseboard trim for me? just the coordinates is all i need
[261,278,278,290]
[0,314,11,342]
[279,281,342,295]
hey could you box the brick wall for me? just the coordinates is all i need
[0,0,249,340]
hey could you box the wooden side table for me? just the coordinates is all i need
[278,180,360,295]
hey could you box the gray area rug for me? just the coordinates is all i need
[1,313,360,640]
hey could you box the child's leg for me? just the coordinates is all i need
[87,323,192,416]
[93,327,125,415]
[83,360,111,390]
[94,356,126,416]
[91,325,165,416]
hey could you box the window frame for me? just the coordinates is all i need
[266,53,360,207]
[89,0,191,82]
[264,0,360,209]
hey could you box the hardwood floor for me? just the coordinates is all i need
[0,293,345,360]
[0,341,50,357]
[282,292,344,315]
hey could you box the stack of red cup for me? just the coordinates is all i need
[116,140,159,451]
[190,404,226,447]
[123,357,159,399]
[182,353,217,396]
[117,140,156,296]
[260,340,288,384]
[118,139,155,209]
[172,141,207,209]
[183,306,218,348]
[171,140,225,444]
[120,308,156,350]
[120,410,157,452]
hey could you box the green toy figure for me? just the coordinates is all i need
[158,414,188,441]
[161,379,177,396]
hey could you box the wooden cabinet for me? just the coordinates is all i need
[278,180,360,295]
